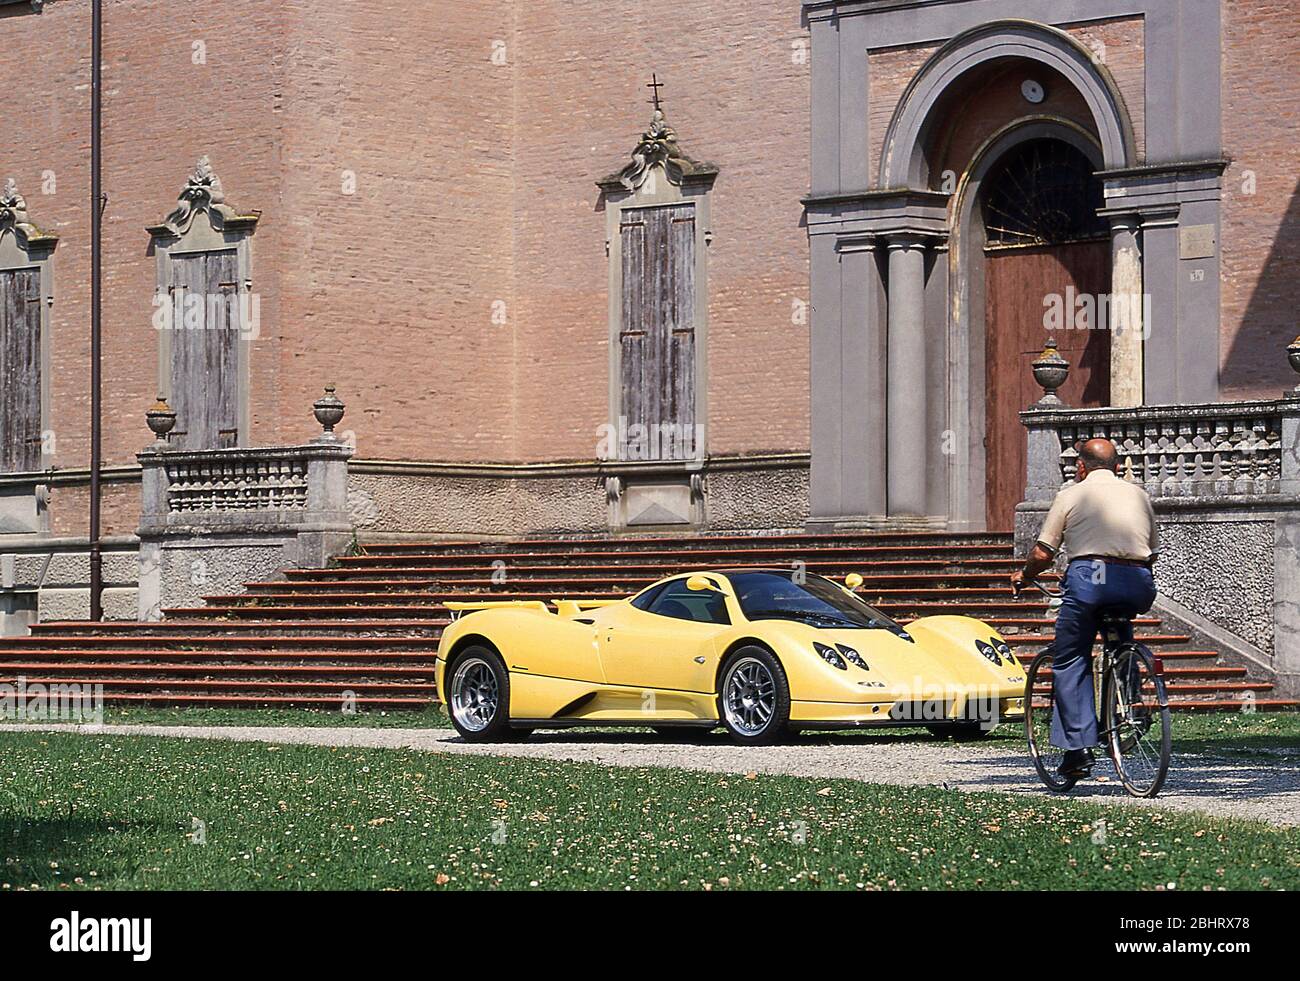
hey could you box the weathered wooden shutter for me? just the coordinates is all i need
[0,267,42,472]
[618,203,696,460]
[169,250,240,449]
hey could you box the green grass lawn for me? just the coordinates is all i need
[42,704,453,729]
[11,705,1296,757]
[1,730,1296,891]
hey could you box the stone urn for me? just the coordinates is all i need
[1031,338,1070,406]
[313,384,346,436]
[145,396,177,443]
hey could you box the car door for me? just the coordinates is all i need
[599,576,730,695]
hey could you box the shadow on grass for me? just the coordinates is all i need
[969,749,1299,807]
[0,815,170,889]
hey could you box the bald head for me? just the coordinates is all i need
[1078,438,1119,473]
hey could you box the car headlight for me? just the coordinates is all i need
[993,638,1014,664]
[836,643,869,670]
[813,642,847,670]
[974,639,1002,665]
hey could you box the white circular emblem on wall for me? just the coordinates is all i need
[1021,79,1046,104]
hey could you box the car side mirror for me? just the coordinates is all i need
[844,572,863,590]
[686,575,722,593]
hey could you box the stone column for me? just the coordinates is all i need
[1138,207,1180,404]
[1108,214,1144,407]
[886,234,928,517]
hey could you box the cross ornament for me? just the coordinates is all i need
[646,73,664,111]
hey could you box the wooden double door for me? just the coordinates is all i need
[984,240,1111,530]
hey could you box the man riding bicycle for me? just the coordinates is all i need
[1011,437,1158,780]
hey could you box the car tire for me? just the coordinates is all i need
[716,646,791,745]
[446,645,523,742]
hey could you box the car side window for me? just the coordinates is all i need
[644,579,730,625]
[630,582,667,611]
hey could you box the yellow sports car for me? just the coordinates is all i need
[434,569,1027,744]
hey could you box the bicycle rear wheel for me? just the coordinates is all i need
[1025,649,1077,793]
[1102,644,1171,798]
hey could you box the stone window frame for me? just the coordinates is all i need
[146,156,260,448]
[597,110,719,467]
[0,177,58,473]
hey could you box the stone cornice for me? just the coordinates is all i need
[0,452,812,489]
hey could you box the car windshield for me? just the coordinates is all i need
[728,571,906,632]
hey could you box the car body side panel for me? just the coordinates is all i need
[596,603,724,694]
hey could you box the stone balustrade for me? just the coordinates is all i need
[136,417,354,619]
[1020,399,1300,506]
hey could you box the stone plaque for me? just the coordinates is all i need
[1179,224,1217,260]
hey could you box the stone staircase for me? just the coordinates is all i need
[0,531,1294,712]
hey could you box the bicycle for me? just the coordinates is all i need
[1014,578,1172,798]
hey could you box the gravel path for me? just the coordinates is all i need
[4,723,1298,827]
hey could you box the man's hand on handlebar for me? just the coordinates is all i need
[1012,543,1057,597]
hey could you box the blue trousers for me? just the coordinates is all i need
[1051,559,1156,750]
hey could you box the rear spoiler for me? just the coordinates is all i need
[445,598,619,621]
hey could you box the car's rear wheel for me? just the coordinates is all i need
[446,646,527,742]
[717,647,790,745]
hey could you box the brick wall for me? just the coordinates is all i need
[1219,0,1300,398]
[508,0,810,460]
[0,0,810,542]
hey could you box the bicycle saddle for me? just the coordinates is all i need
[1097,607,1133,624]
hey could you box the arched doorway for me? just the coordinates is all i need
[979,137,1111,530]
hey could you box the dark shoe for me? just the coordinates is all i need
[1057,748,1094,779]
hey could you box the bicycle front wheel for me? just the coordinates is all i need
[1025,649,1077,793]
[1102,644,1172,798]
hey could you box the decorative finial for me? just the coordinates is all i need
[313,384,345,437]
[1031,337,1070,406]
[145,395,177,443]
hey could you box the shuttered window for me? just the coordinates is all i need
[619,202,696,460]
[168,249,241,449]
[0,267,42,472]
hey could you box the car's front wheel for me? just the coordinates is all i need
[446,646,527,742]
[717,647,791,745]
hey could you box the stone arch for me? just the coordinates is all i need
[881,19,1136,189]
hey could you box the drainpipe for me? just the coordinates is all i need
[89,0,103,621]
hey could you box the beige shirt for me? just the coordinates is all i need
[1037,468,1159,562]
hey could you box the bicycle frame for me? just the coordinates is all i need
[1019,576,1171,797]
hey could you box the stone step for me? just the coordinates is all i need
[0,662,435,678]
[359,531,1014,555]
[281,566,1046,584]
[0,648,438,663]
[338,544,1015,567]
[208,588,1058,606]
[25,619,448,636]
[0,676,436,696]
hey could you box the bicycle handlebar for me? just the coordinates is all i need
[1012,578,1063,600]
